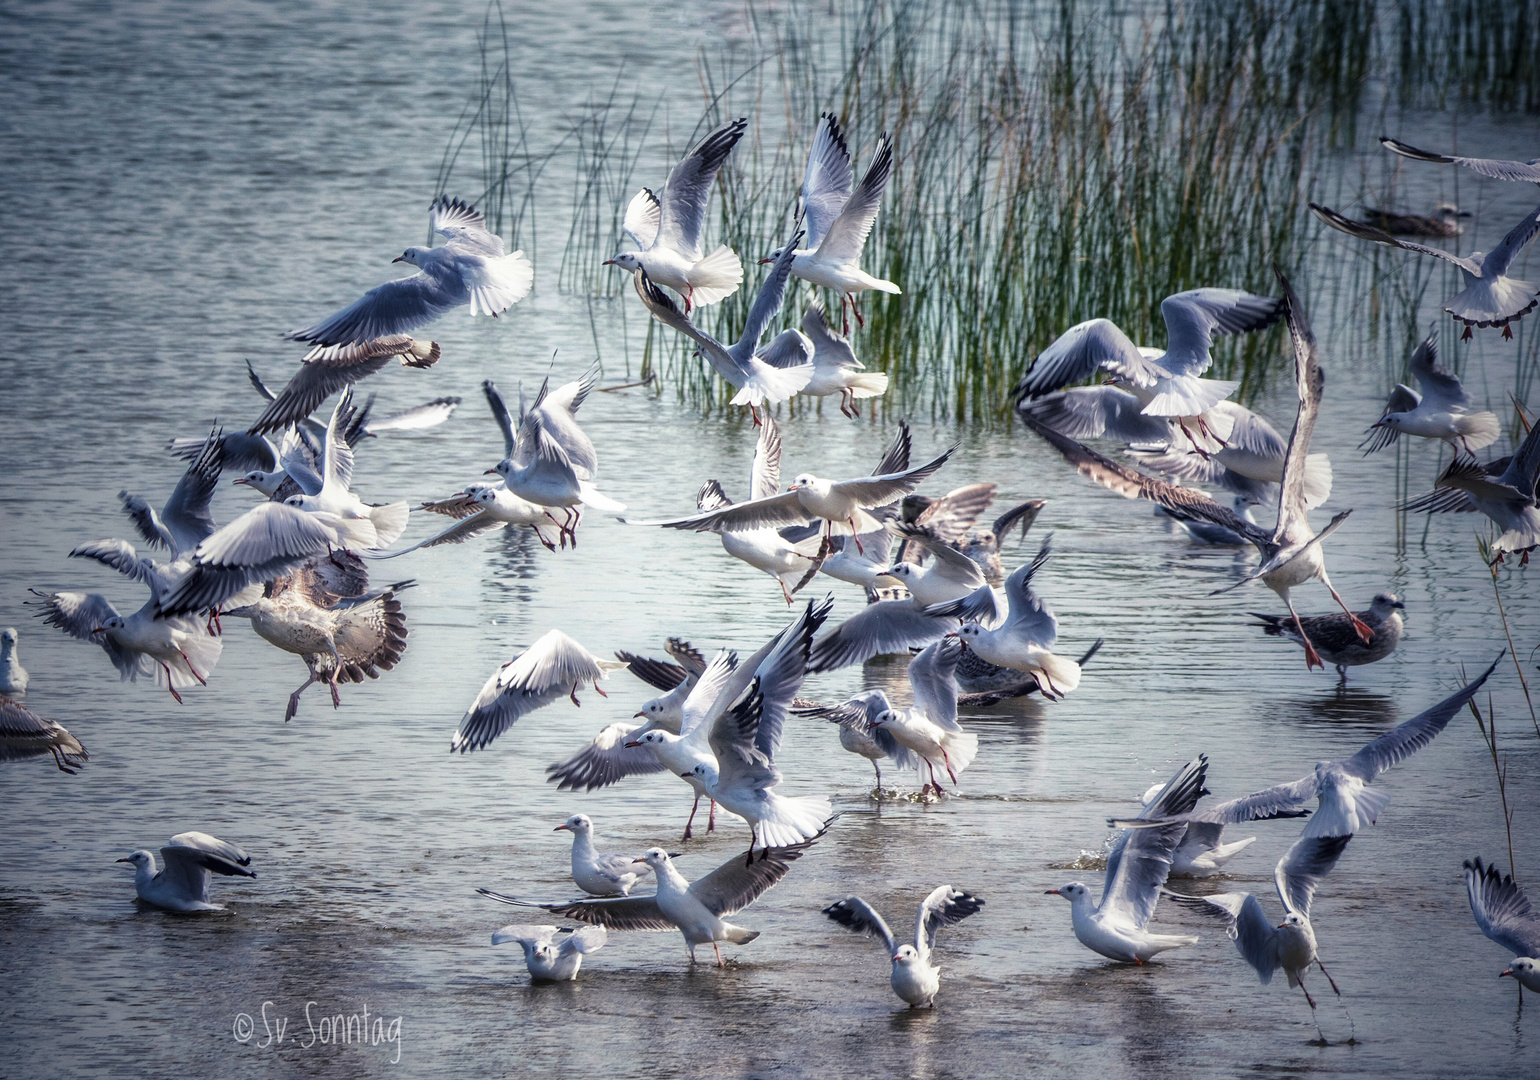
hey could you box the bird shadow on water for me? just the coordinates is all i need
[1270,686,1400,738]
[483,528,548,602]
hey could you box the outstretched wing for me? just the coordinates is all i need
[1157,289,1282,378]
[1274,834,1352,920]
[823,895,897,955]
[811,134,892,268]
[914,885,984,955]
[1342,655,1499,781]
[687,831,824,916]
[1310,203,1481,273]
[1465,856,1540,958]
[1016,318,1161,399]
[800,113,855,251]
[656,118,747,262]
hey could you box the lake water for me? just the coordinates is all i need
[2,3,1538,1078]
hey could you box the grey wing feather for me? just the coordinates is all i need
[872,421,912,476]
[247,353,394,436]
[483,380,517,458]
[27,590,142,679]
[1483,202,1540,278]
[1405,332,1469,410]
[1380,137,1540,183]
[1016,318,1160,398]
[546,723,667,791]
[806,600,955,673]
[367,396,460,433]
[735,237,802,358]
[1310,203,1481,272]
[1342,655,1499,781]
[614,651,688,692]
[1165,890,1280,982]
[477,889,675,932]
[813,134,893,267]
[751,415,784,502]
[924,583,1003,626]
[832,447,957,508]
[687,831,823,917]
[287,273,459,348]
[1271,267,1324,542]
[656,118,747,260]
[916,885,984,953]
[1020,386,1175,446]
[559,925,609,956]
[800,113,855,251]
[823,896,897,954]
[1274,834,1351,920]
[630,490,809,533]
[1102,756,1208,924]
[1465,857,1540,957]
[907,638,962,730]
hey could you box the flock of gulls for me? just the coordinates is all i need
[5,115,1539,1026]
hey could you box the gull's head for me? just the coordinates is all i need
[956,623,982,645]
[760,247,784,265]
[788,473,821,492]
[1277,911,1309,932]
[234,470,279,493]
[555,813,592,835]
[471,486,500,506]
[885,563,917,581]
[283,494,309,510]
[487,459,512,480]
[393,247,428,266]
[636,847,670,869]
[117,849,153,870]
[871,709,895,728]
[624,729,668,749]
[1370,593,1405,616]
[1045,882,1088,902]
[0,627,15,650]
[636,696,672,721]
[1502,958,1538,980]
[605,252,642,273]
[93,616,126,635]
[531,943,558,963]
[892,944,920,966]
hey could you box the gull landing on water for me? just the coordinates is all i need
[823,886,984,1008]
[492,924,607,983]
[117,832,255,912]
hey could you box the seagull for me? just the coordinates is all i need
[928,537,1083,701]
[766,114,899,332]
[823,886,985,1007]
[955,638,1105,702]
[884,522,989,608]
[954,498,1047,580]
[1251,594,1405,680]
[692,415,824,603]
[1129,656,1499,839]
[1046,756,1208,963]
[491,924,607,983]
[1359,203,1471,238]
[1129,780,1310,878]
[866,638,977,795]
[895,482,1000,562]
[224,558,409,721]
[1464,857,1540,991]
[117,832,255,912]
[283,389,409,550]
[632,238,814,421]
[553,814,653,897]
[629,440,955,553]
[477,833,824,967]
[812,520,898,601]
[247,336,442,436]
[489,362,602,486]
[606,118,747,310]
[287,196,531,358]
[1402,417,1540,562]
[1380,136,1540,184]
[1360,330,1500,456]
[489,366,624,546]
[1311,200,1540,339]
[544,638,706,795]
[1164,834,1354,1020]
[795,689,924,792]
[690,597,836,860]
[1021,268,1365,670]
[119,431,226,561]
[358,395,461,437]
[797,301,888,415]
[451,630,628,753]
[0,695,87,774]
[1156,496,1257,544]
[1014,288,1283,451]
[389,483,561,555]
[0,629,28,696]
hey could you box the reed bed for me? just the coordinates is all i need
[444,0,1540,420]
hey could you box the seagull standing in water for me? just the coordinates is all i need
[287,197,531,357]
[607,118,747,310]
[491,924,607,983]
[0,629,28,696]
[823,886,985,1007]
[552,814,653,897]
[766,113,899,333]
[865,638,978,795]
[117,832,256,912]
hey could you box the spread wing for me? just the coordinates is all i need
[830,447,957,508]
[451,630,617,753]
[482,380,518,458]
[366,396,460,433]
[627,490,808,533]
[907,637,962,731]
[1017,385,1176,446]
[801,301,861,376]
[1405,331,1470,410]
[545,722,667,791]
[1016,318,1161,398]
[1380,137,1540,183]
[623,187,662,250]
[246,352,394,436]
[687,831,823,916]
[1274,833,1352,920]
[656,118,747,261]
[1342,654,1500,781]
[906,484,998,546]
[1482,201,1540,278]
[735,238,803,359]
[1163,890,1280,981]
[287,274,461,349]
[806,599,955,673]
[800,113,855,251]
[751,414,784,502]
[1101,756,1208,928]
[1465,857,1540,957]
[478,888,675,932]
[1310,203,1481,273]
[1157,289,1282,378]
[1272,266,1324,545]
[915,885,984,954]
[157,503,341,617]
[822,895,896,954]
[811,134,892,267]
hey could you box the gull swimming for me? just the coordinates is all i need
[632,239,814,420]
[1164,834,1354,1022]
[1015,288,1282,450]
[797,301,888,415]
[287,196,531,357]
[1251,593,1405,680]
[553,814,653,897]
[823,886,985,1007]
[767,113,898,332]
[0,695,87,774]
[1464,857,1540,990]
[1311,200,1540,339]
[1360,330,1500,456]
[1402,418,1540,562]
[0,628,28,696]
[491,924,607,983]
[117,832,255,912]
[452,629,628,753]
[606,118,747,310]
[1046,755,1208,963]
[478,833,824,967]
[1359,203,1471,237]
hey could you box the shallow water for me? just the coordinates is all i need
[2,3,1539,1078]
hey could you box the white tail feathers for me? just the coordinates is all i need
[369,501,411,548]
[940,729,979,777]
[686,245,744,306]
[1145,378,1241,418]
[466,250,534,316]
[163,626,224,689]
[1447,274,1540,327]
[1302,452,1334,510]
[845,371,889,398]
[577,483,625,513]
[729,361,815,407]
[1454,410,1502,450]
[755,794,833,848]
[721,924,760,945]
[1030,650,1082,700]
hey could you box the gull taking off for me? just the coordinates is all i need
[1403,417,1540,562]
[451,630,628,753]
[117,832,255,912]
[607,118,747,310]
[284,389,409,550]
[767,113,899,332]
[1464,857,1540,991]
[823,886,985,1007]
[478,832,825,967]
[492,924,607,983]
[860,637,977,796]
[553,814,653,898]
[1360,330,1500,456]
[287,197,531,358]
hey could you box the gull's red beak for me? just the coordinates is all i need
[623,740,642,749]
[633,710,646,719]
[1044,888,1061,895]
[1501,968,1514,978]
[484,468,499,475]
[115,857,132,863]
[602,259,617,266]
[892,953,903,961]
[758,258,774,265]
[91,627,109,634]
[392,256,406,263]
[553,825,571,832]
[232,477,249,486]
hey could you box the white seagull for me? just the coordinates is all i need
[452,630,628,753]
[795,689,924,792]
[478,834,824,967]
[553,814,653,897]
[865,637,978,795]
[797,301,888,415]
[606,118,747,310]
[117,832,256,912]
[823,886,985,1007]
[1047,756,1208,963]
[1311,200,1540,339]
[287,197,532,358]
[1403,418,1540,562]
[1464,857,1540,991]
[0,628,28,696]
[491,924,607,983]
[284,389,409,550]
[1360,329,1500,456]
[766,113,899,332]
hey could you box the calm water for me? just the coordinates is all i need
[2,3,1539,1078]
